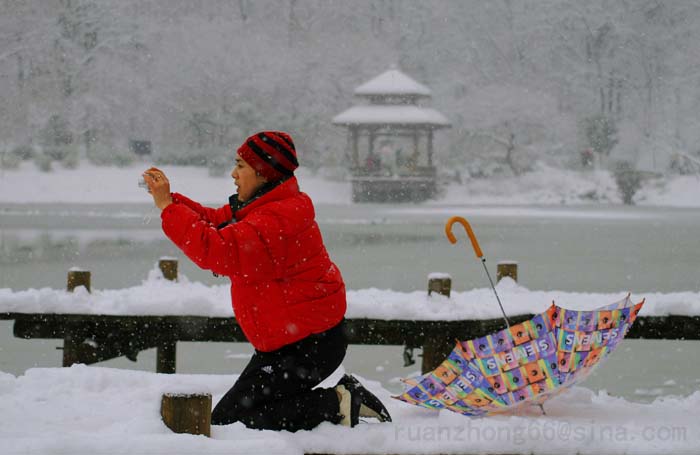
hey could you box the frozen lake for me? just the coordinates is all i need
[2,202,698,292]
[1,202,699,401]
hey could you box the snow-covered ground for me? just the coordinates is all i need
[0,162,351,205]
[440,163,700,207]
[1,161,699,207]
[1,364,697,455]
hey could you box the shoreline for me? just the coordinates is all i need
[1,161,699,207]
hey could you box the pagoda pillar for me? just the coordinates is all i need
[427,129,434,166]
[351,128,359,167]
[410,130,419,169]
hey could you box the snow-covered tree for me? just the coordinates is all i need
[2,0,700,172]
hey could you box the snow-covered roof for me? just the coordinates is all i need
[332,105,450,127]
[354,69,431,98]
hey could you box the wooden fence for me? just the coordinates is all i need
[2,259,698,375]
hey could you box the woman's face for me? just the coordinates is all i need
[231,154,267,202]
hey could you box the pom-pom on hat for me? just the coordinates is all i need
[236,131,299,182]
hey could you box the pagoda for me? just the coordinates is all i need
[332,68,450,202]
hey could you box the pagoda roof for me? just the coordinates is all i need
[332,104,450,128]
[354,69,431,98]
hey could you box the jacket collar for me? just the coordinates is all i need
[229,176,299,220]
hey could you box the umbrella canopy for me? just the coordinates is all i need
[394,295,644,416]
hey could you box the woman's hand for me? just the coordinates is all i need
[143,167,173,211]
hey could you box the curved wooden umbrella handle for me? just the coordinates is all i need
[445,216,484,259]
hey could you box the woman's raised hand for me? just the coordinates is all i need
[142,167,173,210]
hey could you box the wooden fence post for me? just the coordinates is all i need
[427,273,452,298]
[497,261,518,283]
[423,273,454,373]
[156,258,178,373]
[67,268,91,292]
[159,257,178,281]
[157,340,177,374]
[63,268,91,367]
[161,393,211,437]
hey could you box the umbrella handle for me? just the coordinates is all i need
[445,216,483,259]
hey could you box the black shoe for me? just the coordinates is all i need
[337,374,392,423]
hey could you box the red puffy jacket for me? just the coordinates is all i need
[160,177,346,352]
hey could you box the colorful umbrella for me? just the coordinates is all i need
[394,295,644,416]
[393,217,645,416]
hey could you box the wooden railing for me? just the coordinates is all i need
[2,260,699,374]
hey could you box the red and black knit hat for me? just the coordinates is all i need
[236,131,299,181]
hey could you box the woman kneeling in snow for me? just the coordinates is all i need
[143,131,391,431]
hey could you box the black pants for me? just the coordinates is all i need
[211,320,348,432]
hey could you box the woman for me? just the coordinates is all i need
[143,131,391,431]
